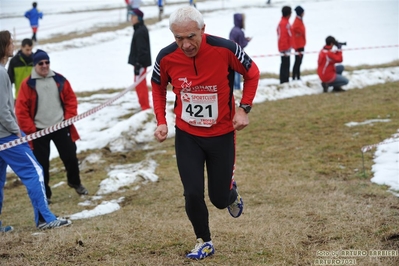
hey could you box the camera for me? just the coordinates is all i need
[335,41,347,46]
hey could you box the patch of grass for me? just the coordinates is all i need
[1,81,399,265]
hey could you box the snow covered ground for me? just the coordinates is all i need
[1,0,398,219]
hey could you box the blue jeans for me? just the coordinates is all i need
[328,65,349,87]
[234,72,241,90]
[0,133,56,226]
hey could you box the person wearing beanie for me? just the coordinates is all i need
[292,5,306,81]
[317,36,349,92]
[0,30,72,231]
[128,8,152,110]
[16,49,89,203]
[24,2,43,43]
[229,13,252,94]
[277,6,293,84]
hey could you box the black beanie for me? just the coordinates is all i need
[295,6,304,16]
[33,49,50,65]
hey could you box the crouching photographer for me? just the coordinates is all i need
[317,36,349,93]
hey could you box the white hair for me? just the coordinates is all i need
[169,6,204,30]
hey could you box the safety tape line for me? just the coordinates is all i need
[361,135,399,153]
[0,70,149,151]
[251,44,399,58]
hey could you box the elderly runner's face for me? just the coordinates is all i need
[171,20,205,58]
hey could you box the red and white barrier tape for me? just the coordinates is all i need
[0,70,149,151]
[251,44,399,58]
[361,135,399,153]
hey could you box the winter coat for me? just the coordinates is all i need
[16,72,80,145]
[24,7,43,27]
[292,16,306,50]
[277,16,293,52]
[7,50,33,97]
[128,22,152,68]
[317,45,343,83]
[229,13,249,49]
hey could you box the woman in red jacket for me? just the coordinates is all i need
[292,6,306,80]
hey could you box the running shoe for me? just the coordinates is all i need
[38,217,72,230]
[0,221,13,233]
[227,181,244,218]
[186,238,215,260]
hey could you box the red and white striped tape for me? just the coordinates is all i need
[361,135,399,153]
[0,70,149,151]
[251,44,399,58]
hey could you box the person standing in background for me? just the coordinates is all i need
[128,8,152,111]
[292,6,306,81]
[24,2,43,43]
[229,13,252,95]
[0,30,72,230]
[16,49,89,203]
[277,6,293,84]
[7,38,33,98]
[158,0,164,21]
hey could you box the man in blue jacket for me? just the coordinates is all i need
[24,2,43,43]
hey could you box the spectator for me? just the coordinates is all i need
[16,49,88,203]
[7,38,33,98]
[292,6,306,80]
[0,30,71,231]
[152,6,259,260]
[277,6,293,84]
[158,0,164,21]
[317,36,349,92]
[128,8,152,111]
[24,2,43,43]
[229,13,252,94]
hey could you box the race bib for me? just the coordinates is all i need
[181,93,218,127]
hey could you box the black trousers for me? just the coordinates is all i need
[293,47,304,80]
[280,55,290,84]
[175,127,238,242]
[32,126,81,199]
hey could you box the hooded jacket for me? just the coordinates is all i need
[7,50,33,97]
[16,72,80,145]
[229,13,249,49]
[317,45,343,83]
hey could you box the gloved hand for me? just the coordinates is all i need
[134,64,142,76]
[335,42,342,49]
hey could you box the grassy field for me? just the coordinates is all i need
[1,78,398,265]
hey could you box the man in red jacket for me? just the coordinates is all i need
[317,36,349,92]
[16,49,88,203]
[152,6,259,260]
[277,6,293,84]
[292,6,306,80]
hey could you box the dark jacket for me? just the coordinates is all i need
[229,13,249,49]
[7,50,33,97]
[128,22,151,68]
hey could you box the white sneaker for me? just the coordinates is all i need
[186,238,215,260]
